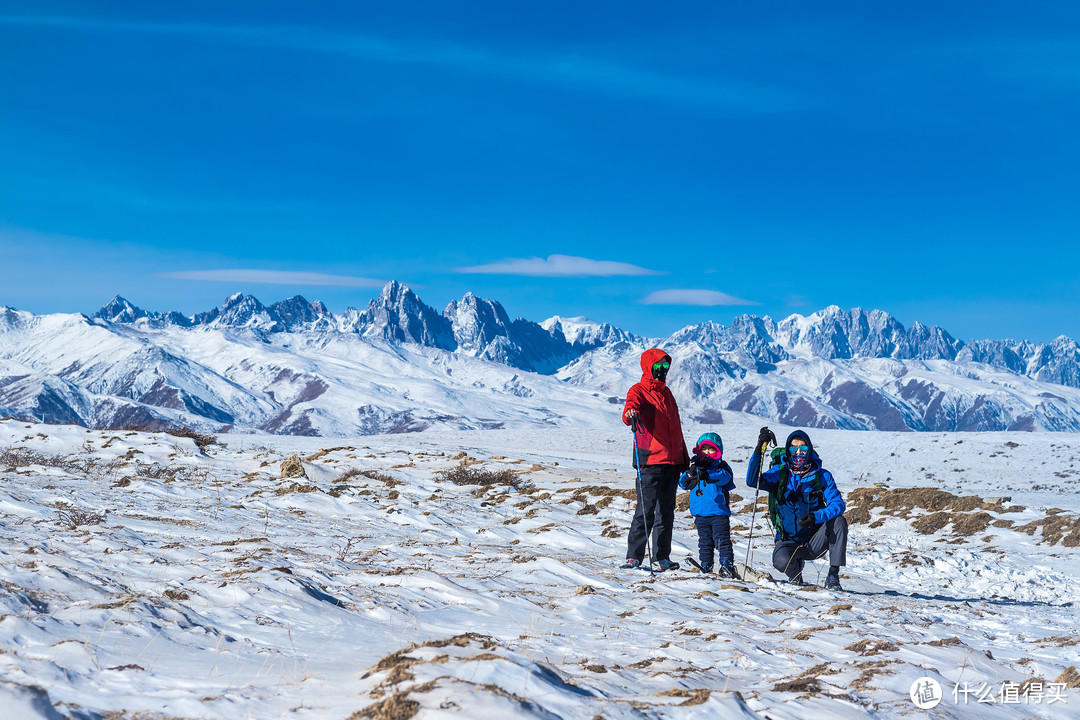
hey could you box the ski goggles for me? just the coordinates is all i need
[652,361,671,371]
[789,445,810,455]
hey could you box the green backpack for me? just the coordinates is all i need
[766,447,826,540]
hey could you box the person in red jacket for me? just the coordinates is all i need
[621,348,690,571]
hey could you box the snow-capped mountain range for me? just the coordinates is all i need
[2,281,1079,435]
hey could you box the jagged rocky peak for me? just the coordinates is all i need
[444,293,580,374]
[0,306,33,331]
[669,320,729,347]
[195,293,275,329]
[444,292,514,352]
[352,281,456,349]
[540,315,636,347]
[269,295,334,331]
[91,295,148,323]
[898,321,962,361]
[772,306,961,361]
[954,338,1023,370]
[777,305,869,359]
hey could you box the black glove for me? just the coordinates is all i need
[757,427,777,450]
[797,512,816,528]
[695,467,709,481]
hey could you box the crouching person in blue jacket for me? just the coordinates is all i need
[746,427,848,589]
[679,432,739,578]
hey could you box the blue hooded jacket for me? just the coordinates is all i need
[679,456,735,517]
[746,430,845,543]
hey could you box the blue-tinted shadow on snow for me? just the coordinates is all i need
[294,579,346,608]
[845,588,1073,608]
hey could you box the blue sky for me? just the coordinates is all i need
[2,2,1079,342]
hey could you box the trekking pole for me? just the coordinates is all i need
[631,417,654,572]
[742,440,770,573]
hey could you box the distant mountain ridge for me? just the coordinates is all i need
[1,282,1078,435]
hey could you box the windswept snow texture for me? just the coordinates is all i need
[1,416,1078,718]
[4,287,1080,433]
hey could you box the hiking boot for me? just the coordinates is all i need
[786,574,806,587]
[656,559,680,572]
[699,562,714,573]
[620,558,642,570]
[825,572,843,590]
[719,562,739,579]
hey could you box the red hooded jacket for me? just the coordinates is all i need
[623,348,690,469]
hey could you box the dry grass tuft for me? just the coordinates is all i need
[773,676,821,694]
[348,692,420,720]
[847,486,1032,539]
[849,660,899,691]
[165,427,221,451]
[926,636,962,647]
[280,454,307,479]
[274,482,318,495]
[657,688,711,706]
[336,468,402,487]
[793,625,833,641]
[845,639,899,656]
[847,487,1022,516]
[55,503,105,529]
[569,485,636,500]
[1016,514,1080,547]
[1056,666,1080,689]
[435,463,531,491]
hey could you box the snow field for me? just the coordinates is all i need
[1,418,1079,718]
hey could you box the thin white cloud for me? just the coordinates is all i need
[0,16,799,112]
[159,269,385,287]
[455,254,662,278]
[640,289,758,306]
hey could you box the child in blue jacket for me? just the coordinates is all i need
[678,432,738,578]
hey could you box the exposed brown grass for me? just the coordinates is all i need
[847,487,1034,539]
[773,676,821,694]
[275,482,318,495]
[845,639,899,656]
[657,689,711,706]
[847,487,1021,516]
[165,427,221,451]
[435,463,531,491]
[569,485,636,500]
[55,503,105,529]
[304,446,354,461]
[1056,666,1080,689]
[1016,514,1080,547]
[849,660,899,691]
[348,692,419,720]
[926,637,962,647]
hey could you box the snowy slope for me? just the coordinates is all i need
[0,308,621,435]
[1,416,1078,718]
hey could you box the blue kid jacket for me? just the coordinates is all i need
[679,456,735,517]
[746,451,845,544]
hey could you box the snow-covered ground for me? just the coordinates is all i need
[1,413,1078,719]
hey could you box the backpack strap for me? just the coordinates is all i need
[808,470,826,510]
[769,467,826,541]
[768,465,789,540]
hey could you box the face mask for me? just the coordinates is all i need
[652,359,670,382]
[789,445,811,471]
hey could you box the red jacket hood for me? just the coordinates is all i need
[639,348,671,386]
